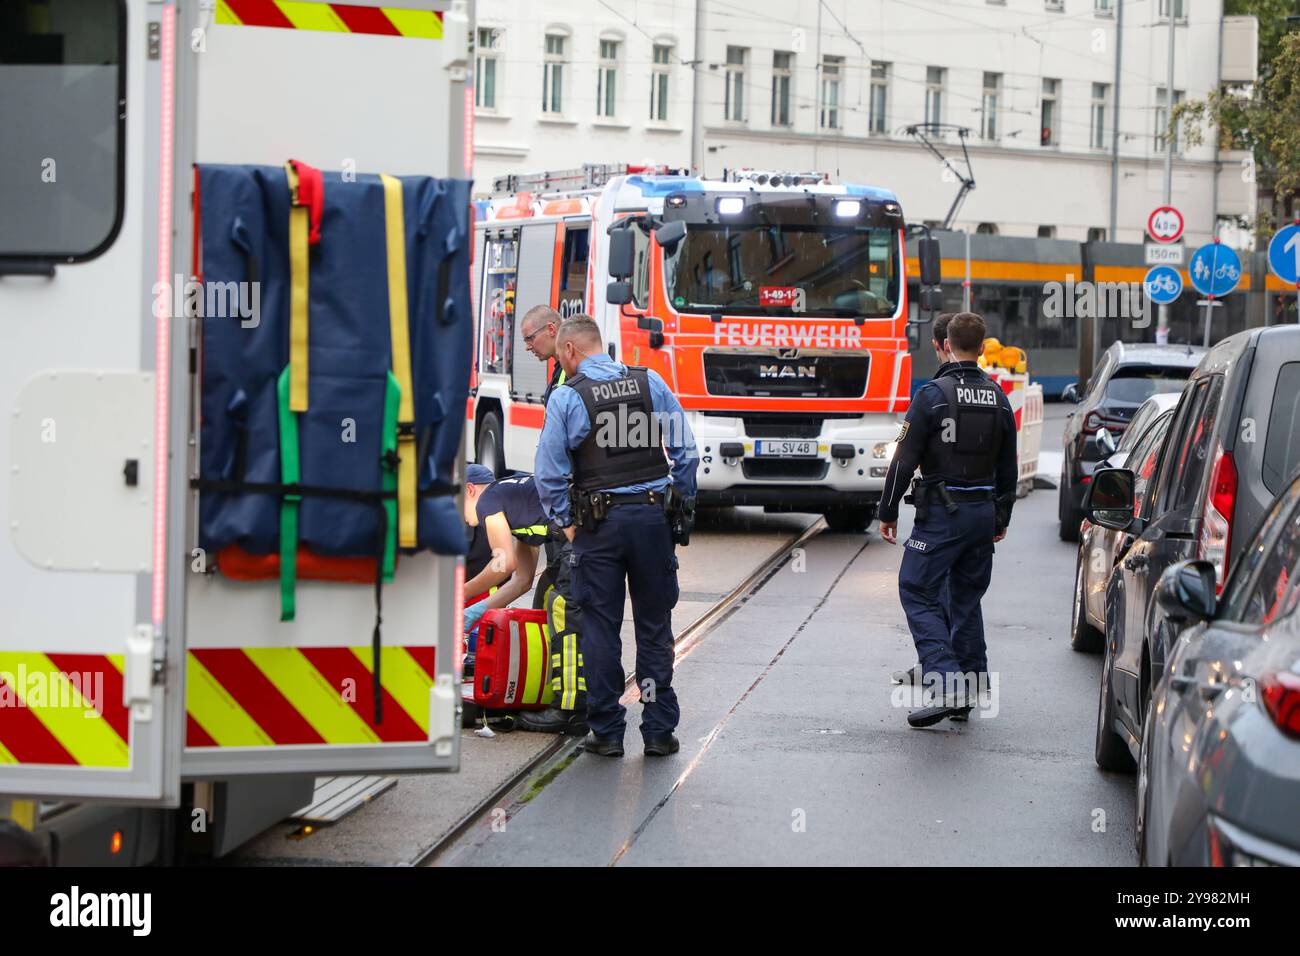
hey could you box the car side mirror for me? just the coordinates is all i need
[1062,382,1079,404]
[654,219,686,256]
[606,281,632,305]
[917,237,941,286]
[608,228,635,279]
[1096,428,1116,455]
[1156,560,1218,624]
[1084,467,1135,531]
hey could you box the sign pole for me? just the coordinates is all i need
[1202,293,1215,347]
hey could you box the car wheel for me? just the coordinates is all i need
[1095,635,1136,773]
[824,506,874,534]
[1058,467,1080,542]
[1070,556,1104,653]
[475,409,507,479]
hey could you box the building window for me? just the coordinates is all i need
[869,61,890,134]
[1087,227,1108,241]
[1040,78,1059,146]
[981,72,1000,140]
[771,51,793,127]
[725,46,747,122]
[543,33,566,114]
[924,67,945,127]
[1037,225,1057,238]
[1158,0,1187,20]
[1095,0,1114,16]
[1090,82,1109,149]
[596,39,619,118]
[820,55,842,130]
[475,28,500,111]
[1155,87,1185,152]
[650,43,672,122]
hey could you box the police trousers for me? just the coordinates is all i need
[570,504,680,739]
[897,500,996,684]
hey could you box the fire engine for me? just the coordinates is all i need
[468,164,941,532]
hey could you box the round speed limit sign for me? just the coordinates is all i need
[1147,206,1185,243]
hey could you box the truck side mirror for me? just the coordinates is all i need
[608,228,635,279]
[918,237,941,287]
[654,220,686,255]
[606,281,632,305]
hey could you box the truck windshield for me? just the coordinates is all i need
[663,225,899,318]
[0,0,124,259]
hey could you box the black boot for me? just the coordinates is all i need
[516,707,589,736]
[583,734,624,757]
[907,695,972,728]
[891,663,921,685]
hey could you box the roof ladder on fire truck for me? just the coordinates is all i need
[492,163,691,196]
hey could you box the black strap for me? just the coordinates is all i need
[372,497,387,725]
[191,477,458,500]
[604,490,664,506]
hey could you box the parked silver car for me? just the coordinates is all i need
[1137,469,1300,866]
[1069,393,1181,652]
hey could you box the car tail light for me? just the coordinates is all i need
[1082,411,1104,433]
[1197,447,1236,592]
[1260,670,1300,739]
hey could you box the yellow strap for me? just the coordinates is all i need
[285,162,310,412]
[380,174,418,548]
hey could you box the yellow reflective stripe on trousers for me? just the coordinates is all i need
[285,162,310,412]
[562,633,579,710]
[0,652,128,767]
[185,653,275,747]
[380,173,418,549]
[243,647,381,744]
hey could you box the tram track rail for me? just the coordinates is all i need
[414,517,826,867]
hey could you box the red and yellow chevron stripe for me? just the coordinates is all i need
[215,0,443,39]
[0,645,438,767]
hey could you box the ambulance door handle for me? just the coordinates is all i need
[124,624,156,722]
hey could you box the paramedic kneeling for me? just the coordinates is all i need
[534,316,698,758]
[877,312,1017,728]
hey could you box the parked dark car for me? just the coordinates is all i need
[1070,393,1180,652]
[1059,341,1204,542]
[1086,326,1300,773]
[1136,469,1300,865]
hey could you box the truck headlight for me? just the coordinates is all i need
[872,441,897,460]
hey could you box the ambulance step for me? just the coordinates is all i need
[290,776,397,824]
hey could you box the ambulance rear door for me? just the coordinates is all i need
[177,0,471,778]
[0,0,187,805]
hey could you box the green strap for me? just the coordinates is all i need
[380,371,401,582]
[277,367,301,621]
[278,369,400,622]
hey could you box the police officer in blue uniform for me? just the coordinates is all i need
[534,316,698,757]
[878,312,1017,727]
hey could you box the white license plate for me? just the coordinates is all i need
[754,439,818,458]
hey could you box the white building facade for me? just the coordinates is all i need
[472,0,1256,247]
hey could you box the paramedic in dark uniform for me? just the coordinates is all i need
[461,466,589,734]
[534,316,698,758]
[877,312,1017,727]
